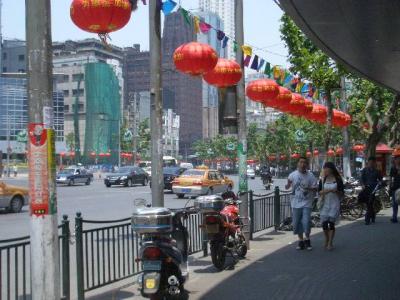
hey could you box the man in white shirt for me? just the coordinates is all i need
[286,157,317,250]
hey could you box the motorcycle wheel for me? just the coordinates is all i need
[373,200,382,214]
[210,242,226,271]
[236,235,247,258]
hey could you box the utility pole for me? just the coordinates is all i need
[26,0,60,299]
[149,1,164,207]
[341,76,352,179]
[235,0,250,248]
[74,75,82,163]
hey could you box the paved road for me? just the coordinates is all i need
[0,175,286,239]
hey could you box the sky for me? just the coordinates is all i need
[1,0,289,67]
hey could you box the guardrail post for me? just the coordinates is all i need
[274,186,281,231]
[75,212,84,300]
[249,190,254,240]
[61,215,70,300]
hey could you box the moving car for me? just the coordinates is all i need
[104,166,148,187]
[149,166,186,191]
[0,181,29,213]
[247,167,256,179]
[172,168,234,199]
[56,168,93,186]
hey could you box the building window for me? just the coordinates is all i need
[72,74,84,81]
[3,53,7,60]
[72,89,84,97]
[2,67,7,72]
[61,64,69,67]
[71,103,84,112]
[64,105,69,112]
[18,69,25,73]
[62,74,69,82]
[63,90,70,97]
[18,54,25,61]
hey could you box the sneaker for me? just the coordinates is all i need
[304,239,312,251]
[296,240,305,250]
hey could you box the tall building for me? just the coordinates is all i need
[0,76,64,156]
[52,39,124,155]
[162,12,203,155]
[163,109,180,157]
[123,45,150,109]
[199,0,235,59]
[197,11,225,140]
[1,39,26,73]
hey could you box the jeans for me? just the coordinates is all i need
[392,195,398,220]
[292,207,312,236]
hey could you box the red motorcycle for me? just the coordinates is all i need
[195,194,247,271]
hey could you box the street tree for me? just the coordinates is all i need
[65,132,75,152]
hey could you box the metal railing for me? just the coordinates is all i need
[0,215,71,300]
[75,210,205,300]
[249,187,292,239]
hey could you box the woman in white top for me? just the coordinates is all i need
[318,162,344,250]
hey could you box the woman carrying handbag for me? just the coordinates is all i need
[318,162,344,250]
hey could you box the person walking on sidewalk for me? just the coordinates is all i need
[286,157,317,250]
[13,165,18,177]
[318,162,344,250]
[389,155,400,223]
[361,156,382,225]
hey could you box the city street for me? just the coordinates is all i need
[0,175,287,239]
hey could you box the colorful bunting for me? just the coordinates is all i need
[243,55,252,67]
[242,45,252,56]
[217,30,225,41]
[222,36,229,48]
[250,55,259,70]
[193,16,200,34]
[257,59,265,71]
[200,21,212,33]
[180,8,191,25]
[233,41,238,53]
[161,0,177,15]
[264,62,271,77]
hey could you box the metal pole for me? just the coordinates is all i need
[341,76,352,179]
[235,0,249,249]
[26,0,60,299]
[6,106,10,177]
[149,1,164,207]
[118,118,121,167]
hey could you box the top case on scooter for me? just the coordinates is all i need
[132,207,173,234]
[195,195,225,213]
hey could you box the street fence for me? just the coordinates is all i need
[2,187,291,300]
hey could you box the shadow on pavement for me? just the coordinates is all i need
[199,216,400,300]
[87,290,136,300]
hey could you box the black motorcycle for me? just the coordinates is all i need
[260,170,273,190]
[132,200,194,299]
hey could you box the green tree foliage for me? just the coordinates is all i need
[65,132,75,152]
[138,118,151,159]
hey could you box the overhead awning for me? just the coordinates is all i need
[278,0,400,93]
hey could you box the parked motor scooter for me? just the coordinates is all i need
[195,195,247,271]
[132,199,195,299]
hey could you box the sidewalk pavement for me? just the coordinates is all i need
[87,208,400,300]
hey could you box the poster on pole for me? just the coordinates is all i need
[28,123,57,216]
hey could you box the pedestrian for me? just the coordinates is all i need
[360,156,383,225]
[285,157,317,250]
[389,155,400,223]
[13,165,18,177]
[318,162,344,250]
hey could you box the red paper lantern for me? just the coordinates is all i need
[303,99,314,116]
[352,144,365,152]
[90,151,96,157]
[284,93,305,115]
[333,110,347,127]
[99,152,105,157]
[327,149,335,157]
[203,59,242,88]
[69,152,75,157]
[280,154,287,161]
[306,104,327,123]
[173,42,218,76]
[70,0,132,34]
[336,147,344,155]
[105,152,111,157]
[291,153,300,159]
[268,155,276,161]
[246,79,280,103]
[273,86,292,109]
[313,149,319,156]
[306,151,312,158]
[344,114,352,126]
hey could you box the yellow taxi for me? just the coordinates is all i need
[0,181,29,213]
[172,167,234,199]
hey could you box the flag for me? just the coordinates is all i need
[180,8,191,25]
[233,41,238,53]
[301,83,309,93]
[200,21,212,33]
[222,36,229,48]
[193,16,200,34]
[242,45,252,56]
[264,62,271,77]
[217,30,225,41]
[250,55,259,70]
[257,59,265,71]
[244,55,252,67]
[272,66,281,80]
[284,73,293,86]
[161,0,177,15]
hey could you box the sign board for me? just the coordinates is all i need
[123,130,133,142]
[207,148,214,155]
[28,123,57,216]
[17,129,28,143]
[226,143,235,151]
[295,130,306,142]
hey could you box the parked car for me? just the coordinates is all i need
[104,166,148,187]
[247,167,256,179]
[172,167,234,199]
[0,181,29,213]
[56,168,93,186]
[149,166,186,191]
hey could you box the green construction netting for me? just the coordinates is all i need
[84,63,121,165]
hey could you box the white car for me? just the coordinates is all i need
[246,168,255,179]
